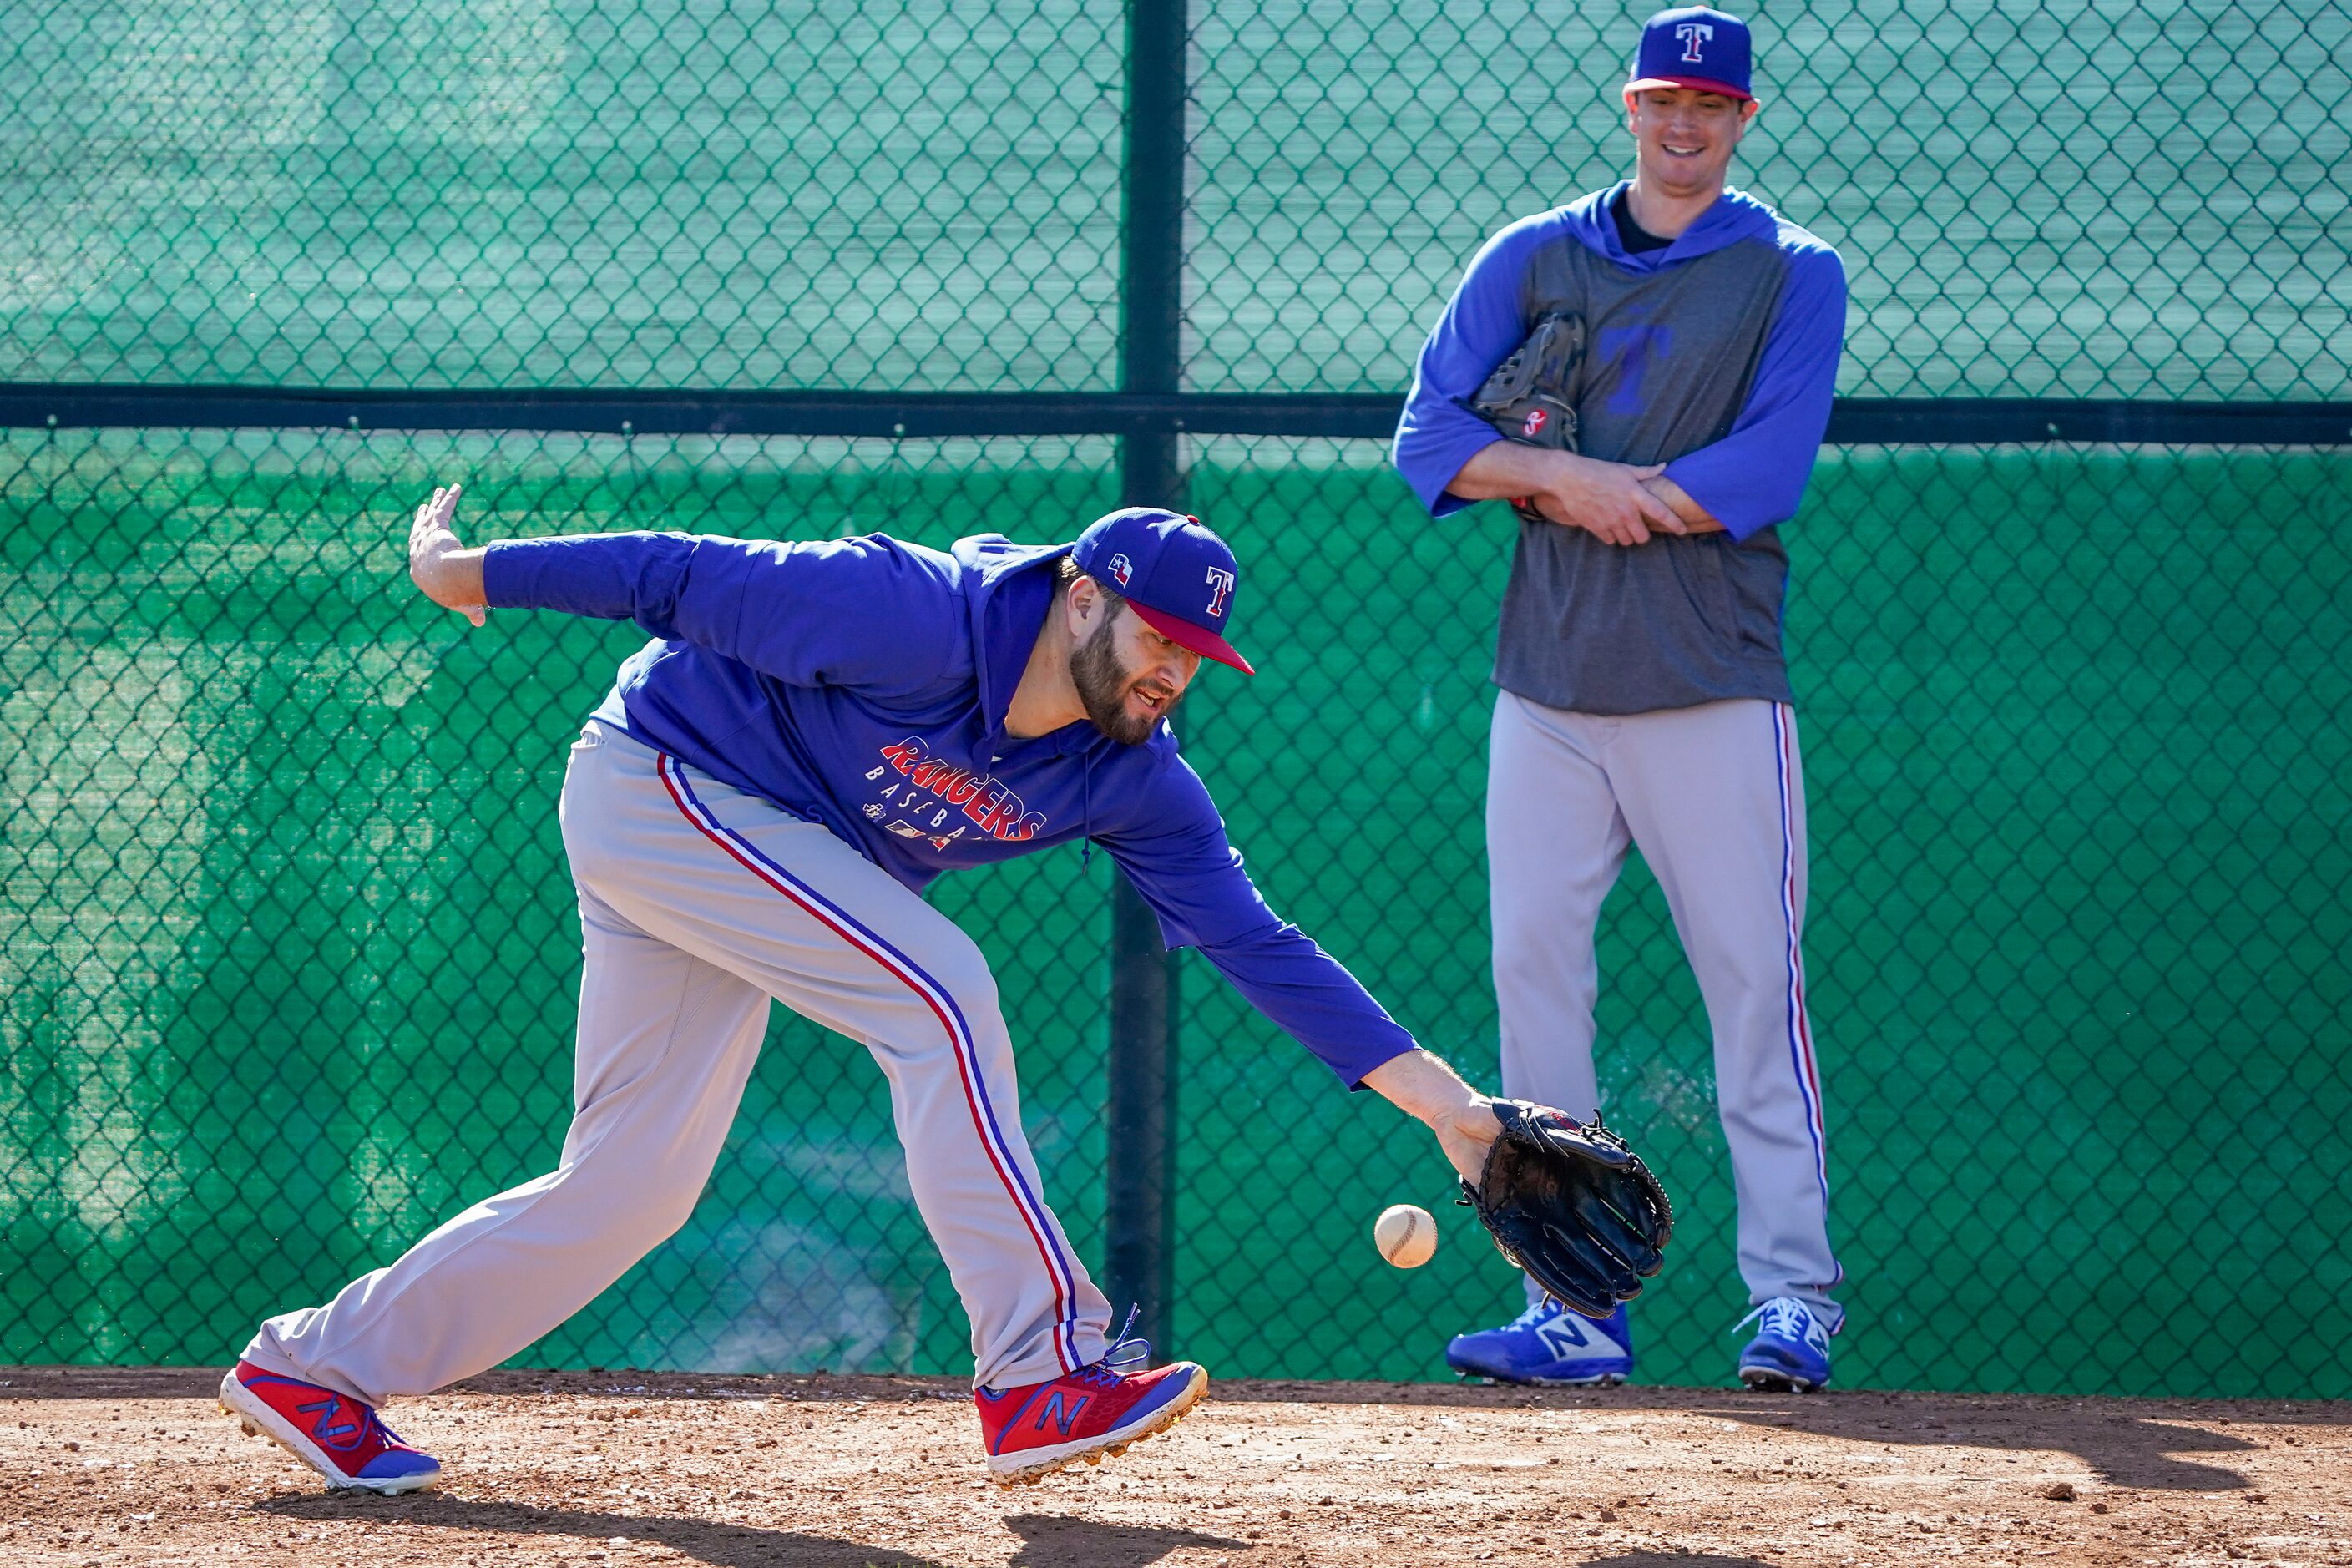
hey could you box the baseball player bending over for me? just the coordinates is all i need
[220,499,1540,1492]
[1393,5,1848,1389]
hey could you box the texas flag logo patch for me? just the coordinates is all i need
[1106,552,1135,588]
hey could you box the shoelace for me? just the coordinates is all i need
[303,1396,406,1454]
[1733,1298,1811,1340]
[367,1411,413,1449]
[975,1306,1156,1398]
[1071,1305,1152,1386]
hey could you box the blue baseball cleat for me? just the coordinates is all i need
[1735,1297,1833,1392]
[1445,1298,1633,1386]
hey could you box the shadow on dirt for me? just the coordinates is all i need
[1218,1378,2352,1494]
[1581,1555,1773,1568]
[1001,1513,1247,1567]
[259,1491,1243,1567]
[1673,1394,2269,1493]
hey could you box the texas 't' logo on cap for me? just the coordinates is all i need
[1068,508,1256,675]
[1626,5,1753,101]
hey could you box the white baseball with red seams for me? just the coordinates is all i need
[1373,1203,1438,1267]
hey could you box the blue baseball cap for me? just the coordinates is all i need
[1626,6,1753,101]
[1070,508,1255,675]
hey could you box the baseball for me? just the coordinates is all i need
[1374,1203,1438,1268]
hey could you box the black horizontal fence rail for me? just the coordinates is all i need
[3,384,2349,445]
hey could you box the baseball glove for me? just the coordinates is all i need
[1465,311,1586,525]
[1458,1100,1674,1320]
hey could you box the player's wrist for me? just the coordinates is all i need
[1431,1097,1503,1185]
[1443,1095,1501,1141]
[1363,1048,1476,1125]
[416,543,488,607]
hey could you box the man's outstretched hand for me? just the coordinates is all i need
[407,483,488,627]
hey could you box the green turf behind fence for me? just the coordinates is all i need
[6,432,2347,1396]
[7,0,2347,398]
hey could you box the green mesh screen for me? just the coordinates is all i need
[6,0,2344,395]
[8,432,2348,1396]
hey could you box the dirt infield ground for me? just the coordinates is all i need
[4,1368,2349,1568]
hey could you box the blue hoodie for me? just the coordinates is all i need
[1392,184,1845,716]
[483,529,1417,1085]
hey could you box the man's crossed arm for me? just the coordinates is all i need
[1447,443,1726,547]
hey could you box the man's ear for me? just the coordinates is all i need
[1065,572,1104,633]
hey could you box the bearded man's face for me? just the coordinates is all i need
[1070,601,1197,745]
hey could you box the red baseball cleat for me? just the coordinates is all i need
[975,1326,1208,1486]
[219,1359,442,1495]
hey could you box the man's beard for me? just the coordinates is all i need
[1070,615,1177,746]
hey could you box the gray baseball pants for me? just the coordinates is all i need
[1488,690,1842,1328]
[243,720,1111,1405]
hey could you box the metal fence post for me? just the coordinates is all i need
[1104,0,1187,1358]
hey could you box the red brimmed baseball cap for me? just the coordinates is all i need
[1626,6,1753,101]
[1070,508,1255,675]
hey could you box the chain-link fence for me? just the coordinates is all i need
[5,0,2350,1399]
[8,0,2347,397]
[10,431,2349,1396]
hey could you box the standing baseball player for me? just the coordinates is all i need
[217,496,1566,1492]
[1393,5,1847,1389]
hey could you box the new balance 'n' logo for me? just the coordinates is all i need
[1032,1391,1090,1435]
[296,1396,358,1444]
[1536,1315,1595,1358]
